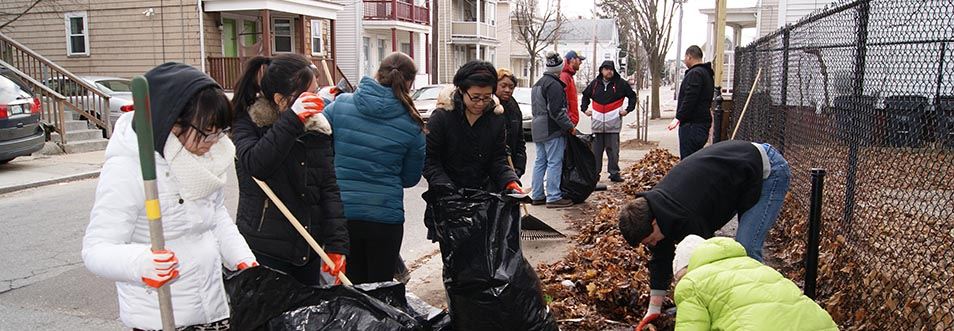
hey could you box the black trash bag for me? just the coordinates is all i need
[561,133,598,203]
[224,266,421,331]
[422,188,558,331]
[355,281,452,331]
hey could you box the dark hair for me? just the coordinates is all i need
[377,52,425,130]
[232,54,316,117]
[453,60,498,93]
[685,45,704,60]
[175,86,232,144]
[618,197,654,246]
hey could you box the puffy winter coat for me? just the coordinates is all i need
[676,62,715,126]
[561,64,580,125]
[581,60,638,133]
[83,113,255,329]
[322,76,426,224]
[531,72,574,143]
[674,237,838,331]
[233,98,349,266]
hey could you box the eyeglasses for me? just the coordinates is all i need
[465,91,494,104]
[189,124,230,143]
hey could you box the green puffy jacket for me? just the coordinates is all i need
[673,237,838,331]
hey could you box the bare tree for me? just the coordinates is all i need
[599,0,676,119]
[513,0,564,85]
[1,0,75,30]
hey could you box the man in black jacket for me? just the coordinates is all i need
[668,45,715,159]
[617,140,791,327]
[581,60,638,182]
[530,52,576,208]
[497,68,527,177]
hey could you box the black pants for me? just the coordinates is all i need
[346,220,404,284]
[592,133,621,176]
[256,251,324,286]
[679,122,710,159]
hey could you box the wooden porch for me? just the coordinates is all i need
[207,56,351,91]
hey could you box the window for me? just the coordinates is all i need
[400,43,411,56]
[378,39,387,64]
[311,20,323,55]
[64,11,89,56]
[273,18,293,53]
[363,37,372,76]
[242,21,258,46]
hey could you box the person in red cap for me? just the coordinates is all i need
[561,50,586,126]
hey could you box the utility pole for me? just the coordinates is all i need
[673,0,687,99]
[555,0,561,52]
[711,0,728,142]
[592,16,598,77]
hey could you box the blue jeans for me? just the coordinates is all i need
[531,136,566,202]
[736,143,791,262]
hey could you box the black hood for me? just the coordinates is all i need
[690,62,715,77]
[140,62,220,156]
[596,60,621,81]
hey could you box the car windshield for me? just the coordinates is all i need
[0,76,30,104]
[513,88,531,105]
[96,79,132,93]
[413,87,442,101]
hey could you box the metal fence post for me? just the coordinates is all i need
[843,0,869,229]
[805,168,826,299]
[778,29,791,154]
[713,87,725,143]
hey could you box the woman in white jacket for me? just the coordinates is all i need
[83,63,257,330]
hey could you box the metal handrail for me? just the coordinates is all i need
[0,59,70,144]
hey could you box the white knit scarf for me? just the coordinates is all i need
[163,134,235,201]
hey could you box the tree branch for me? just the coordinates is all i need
[0,0,44,30]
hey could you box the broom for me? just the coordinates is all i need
[508,157,566,240]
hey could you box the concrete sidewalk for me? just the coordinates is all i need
[0,151,105,195]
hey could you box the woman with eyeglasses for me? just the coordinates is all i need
[230,53,350,286]
[83,63,256,330]
[422,61,522,225]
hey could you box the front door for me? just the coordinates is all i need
[223,18,238,57]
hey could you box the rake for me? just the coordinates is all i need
[508,157,566,241]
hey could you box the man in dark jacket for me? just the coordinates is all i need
[616,140,791,327]
[581,60,638,182]
[497,68,527,177]
[530,52,575,208]
[668,45,715,159]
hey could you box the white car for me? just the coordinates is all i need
[512,87,533,139]
[411,84,450,121]
[45,76,133,127]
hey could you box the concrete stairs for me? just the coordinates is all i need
[50,120,109,154]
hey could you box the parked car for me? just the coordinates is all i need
[512,87,533,139]
[44,76,133,127]
[412,84,450,121]
[0,70,44,164]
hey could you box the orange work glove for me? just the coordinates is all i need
[141,249,180,289]
[292,92,326,123]
[505,181,524,194]
[320,253,347,285]
[635,313,660,331]
[236,261,259,270]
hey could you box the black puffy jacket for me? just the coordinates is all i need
[676,62,715,126]
[233,99,349,266]
[423,92,519,192]
[500,97,527,177]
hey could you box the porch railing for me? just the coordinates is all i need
[207,56,352,91]
[0,32,112,141]
[364,0,430,25]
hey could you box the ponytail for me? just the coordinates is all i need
[377,52,425,131]
[231,54,316,120]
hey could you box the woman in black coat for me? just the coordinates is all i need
[495,68,528,177]
[231,54,349,286]
[423,61,521,193]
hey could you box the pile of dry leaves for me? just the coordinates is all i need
[538,149,680,330]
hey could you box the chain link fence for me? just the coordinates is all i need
[729,0,954,329]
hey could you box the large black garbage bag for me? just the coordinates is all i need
[355,281,452,331]
[422,188,558,331]
[224,266,422,331]
[561,133,598,203]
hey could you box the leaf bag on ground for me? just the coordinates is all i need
[562,134,598,203]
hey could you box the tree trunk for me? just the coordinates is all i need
[528,55,538,86]
[650,57,662,119]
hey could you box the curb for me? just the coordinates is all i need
[0,170,101,195]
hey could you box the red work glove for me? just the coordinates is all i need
[635,313,660,331]
[236,261,259,270]
[505,181,524,194]
[292,92,325,123]
[320,253,347,285]
[141,249,179,289]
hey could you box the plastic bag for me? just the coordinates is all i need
[423,188,558,331]
[225,266,446,331]
[561,133,598,203]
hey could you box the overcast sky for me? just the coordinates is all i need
[560,0,760,59]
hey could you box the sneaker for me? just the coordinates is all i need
[530,199,546,206]
[546,199,574,208]
[609,174,624,182]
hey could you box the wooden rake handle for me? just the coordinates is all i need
[252,177,353,286]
